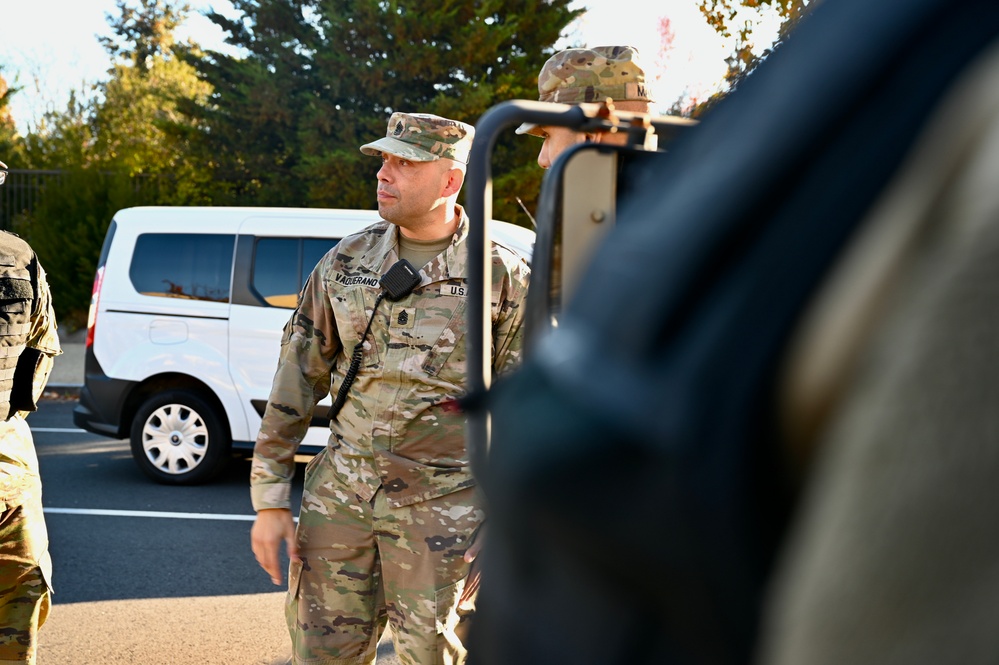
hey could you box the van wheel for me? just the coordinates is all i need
[130,390,231,485]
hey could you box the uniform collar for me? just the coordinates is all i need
[375,206,469,285]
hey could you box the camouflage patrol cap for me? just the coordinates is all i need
[360,112,475,164]
[517,45,652,136]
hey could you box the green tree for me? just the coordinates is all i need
[679,0,816,116]
[12,0,212,326]
[701,0,810,79]
[189,0,580,224]
[94,0,214,202]
[99,0,190,69]
[13,170,156,329]
[20,92,97,170]
[94,54,213,201]
[0,71,25,163]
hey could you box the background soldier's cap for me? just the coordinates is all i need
[360,112,475,164]
[517,45,652,136]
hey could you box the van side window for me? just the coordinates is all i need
[252,237,339,309]
[130,233,234,302]
[302,239,339,286]
[253,238,299,308]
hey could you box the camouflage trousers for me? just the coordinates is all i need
[0,489,51,665]
[287,448,483,665]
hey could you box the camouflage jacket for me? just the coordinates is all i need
[0,254,61,510]
[251,209,530,510]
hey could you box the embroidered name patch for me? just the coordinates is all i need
[334,272,379,288]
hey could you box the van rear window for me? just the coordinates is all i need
[130,233,234,302]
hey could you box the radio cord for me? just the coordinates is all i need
[329,292,385,421]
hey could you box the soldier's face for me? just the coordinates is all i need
[376,152,454,232]
[537,126,588,169]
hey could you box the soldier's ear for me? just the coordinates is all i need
[442,165,465,197]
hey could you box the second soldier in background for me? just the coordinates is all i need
[517,45,653,168]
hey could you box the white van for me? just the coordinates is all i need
[72,206,535,484]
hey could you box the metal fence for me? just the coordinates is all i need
[0,169,62,231]
[0,169,175,231]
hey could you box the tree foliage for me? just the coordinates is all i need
[20,93,97,170]
[685,0,816,116]
[99,0,191,70]
[7,0,578,324]
[0,72,23,163]
[13,170,165,329]
[187,0,580,224]
[10,0,206,326]
[94,0,214,201]
[94,55,213,202]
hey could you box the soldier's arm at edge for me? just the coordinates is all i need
[250,263,339,511]
[11,256,62,417]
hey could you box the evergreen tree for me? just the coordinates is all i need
[99,0,191,70]
[190,0,580,223]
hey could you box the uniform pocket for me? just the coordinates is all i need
[284,556,305,638]
[0,275,32,302]
[302,445,328,477]
[422,299,467,378]
[287,557,304,597]
[346,288,380,365]
[0,277,32,336]
[434,576,466,634]
[0,299,26,314]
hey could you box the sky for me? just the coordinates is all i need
[0,0,771,134]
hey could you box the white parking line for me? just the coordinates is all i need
[44,507,257,522]
[32,428,87,433]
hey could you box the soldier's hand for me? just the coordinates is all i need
[251,508,299,586]
[460,524,486,608]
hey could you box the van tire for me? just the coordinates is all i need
[130,390,231,485]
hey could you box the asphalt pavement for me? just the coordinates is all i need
[34,333,404,664]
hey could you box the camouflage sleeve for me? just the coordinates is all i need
[491,255,531,376]
[12,258,62,417]
[27,260,60,355]
[250,259,340,511]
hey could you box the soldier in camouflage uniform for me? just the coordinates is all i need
[250,114,530,665]
[517,45,654,168]
[0,160,62,665]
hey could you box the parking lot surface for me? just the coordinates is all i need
[31,398,401,664]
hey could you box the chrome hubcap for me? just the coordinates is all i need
[142,404,209,475]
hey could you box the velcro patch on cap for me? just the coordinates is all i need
[624,82,649,101]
